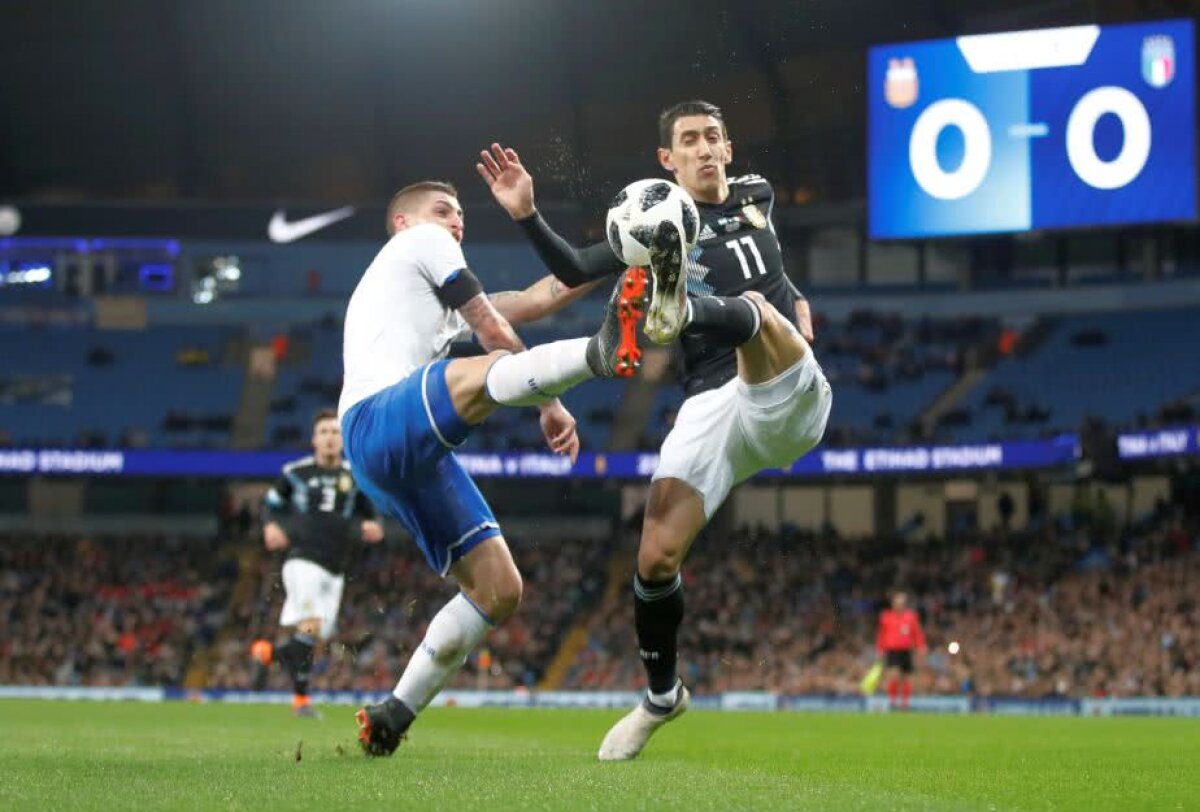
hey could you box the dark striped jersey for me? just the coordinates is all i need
[517,174,801,396]
[676,174,799,394]
[263,456,377,575]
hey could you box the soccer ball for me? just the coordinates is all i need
[605,179,699,267]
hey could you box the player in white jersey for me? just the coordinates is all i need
[343,180,647,756]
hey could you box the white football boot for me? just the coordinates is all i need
[597,681,690,761]
[643,220,690,345]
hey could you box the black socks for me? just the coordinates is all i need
[686,295,762,346]
[279,633,315,696]
[633,573,684,694]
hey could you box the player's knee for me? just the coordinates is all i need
[446,353,508,424]
[490,573,523,623]
[637,533,685,581]
[298,618,322,638]
[471,567,523,624]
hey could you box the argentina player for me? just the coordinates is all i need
[256,408,382,717]
[344,180,646,756]
[478,100,833,760]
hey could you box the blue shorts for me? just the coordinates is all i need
[342,361,501,576]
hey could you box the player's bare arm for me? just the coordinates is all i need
[489,275,603,325]
[794,298,814,343]
[361,520,384,543]
[457,292,528,354]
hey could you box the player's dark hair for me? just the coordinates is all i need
[312,408,338,429]
[386,180,459,236]
[658,100,726,148]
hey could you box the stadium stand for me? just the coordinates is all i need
[563,505,1199,698]
[4,504,1195,699]
[206,535,611,692]
[3,295,1194,455]
[0,532,237,686]
[956,307,1200,442]
[0,325,244,449]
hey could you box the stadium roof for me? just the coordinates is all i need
[0,0,1177,206]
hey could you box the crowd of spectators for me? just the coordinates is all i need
[0,532,237,686]
[814,310,999,447]
[565,504,1198,698]
[206,534,610,692]
[820,310,981,392]
[2,501,1196,700]
[1129,397,1198,431]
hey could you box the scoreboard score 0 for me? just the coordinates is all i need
[868,19,1195,239]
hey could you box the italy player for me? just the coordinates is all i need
[342,180,645,755]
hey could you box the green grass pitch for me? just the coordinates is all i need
[0,700,1196,811]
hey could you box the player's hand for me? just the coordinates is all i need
[361,520,384,544]
[795,298,815,344]
[539,400,580,464]
[477,143,536,220]
[263,522,289,551]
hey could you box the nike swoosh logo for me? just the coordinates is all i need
[267,206,355,243]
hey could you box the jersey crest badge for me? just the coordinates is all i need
[742,204,768,230]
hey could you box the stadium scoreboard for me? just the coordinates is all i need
[869,19,1196,238]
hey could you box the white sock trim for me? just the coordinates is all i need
[738,293,763,338]
[647,683,680,708]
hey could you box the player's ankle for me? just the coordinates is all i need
[647,682,680,710]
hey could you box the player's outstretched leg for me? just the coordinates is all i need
[644,220,688,344]
[733,291,808,385]
[587,266,647,378]
[450,268,647,421]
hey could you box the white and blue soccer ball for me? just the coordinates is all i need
[605,178,699,267]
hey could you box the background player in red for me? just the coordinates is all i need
[876,590,927,710]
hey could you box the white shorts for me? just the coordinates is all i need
[279,558,345,639]
[653,349,832,518]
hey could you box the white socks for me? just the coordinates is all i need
[484,337,593,407]
[392,592,493,712]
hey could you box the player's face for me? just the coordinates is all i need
[312,418,343,462]
[892,593,907,610]
[657,114,733,202]
[401,192,465,243]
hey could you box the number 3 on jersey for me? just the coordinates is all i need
[318,483,336,512]
[726,236,767,279]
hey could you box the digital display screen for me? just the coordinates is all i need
[869,19,1196,238]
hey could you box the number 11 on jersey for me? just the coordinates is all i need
[727,236,767,279]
